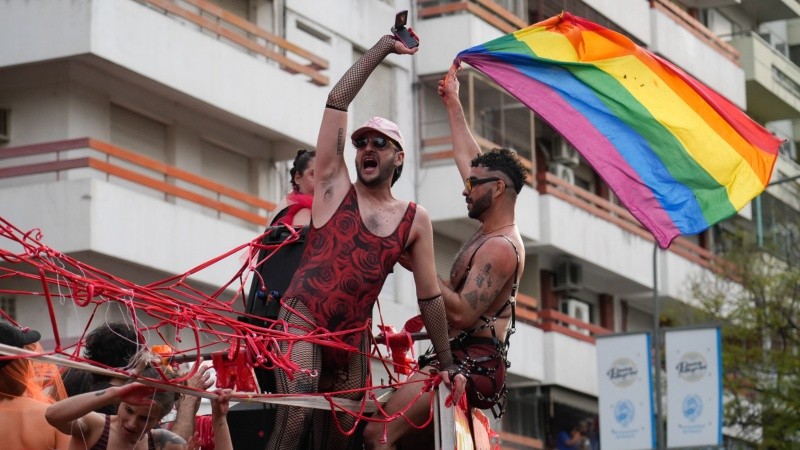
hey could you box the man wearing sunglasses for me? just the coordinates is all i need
[364,65,528,449]
[265,30,462,450]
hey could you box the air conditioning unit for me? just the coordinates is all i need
[551,163,575,185]
[549,139,579,166]
[553,260,582,291]
[563,299,591,335]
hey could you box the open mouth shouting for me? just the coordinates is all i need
[362,155,379,173]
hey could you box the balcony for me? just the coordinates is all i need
[414,0,526,76]
[650,0,746,108]
[683,0,800,21]
[0,137,267,287]
[0,0,331,143]
[729,31,800,122]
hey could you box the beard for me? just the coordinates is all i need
[467,189,493,219]
[357,157,397,187]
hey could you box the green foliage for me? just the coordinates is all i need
[677,225,800,449]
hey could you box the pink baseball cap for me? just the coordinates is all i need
[351,117,405,151]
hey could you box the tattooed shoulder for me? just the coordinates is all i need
[152,429,186,449]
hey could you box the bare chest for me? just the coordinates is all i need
[449,234,486,287]
[358,198,408,237]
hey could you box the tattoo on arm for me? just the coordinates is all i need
[463,264,507,311]
[153,430,187,450]
[475,263,493,288]
[465,291,479,311]
[94,390,105,396]
[336,127,344,156]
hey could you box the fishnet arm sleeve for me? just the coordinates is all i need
[418,295,455,372]
[326,35,396,111]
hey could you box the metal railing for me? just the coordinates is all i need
[537,309,611,344]
[0,138,275,227]
[417,0,528,34]
[135,0,329,85]
[650,0,740,65]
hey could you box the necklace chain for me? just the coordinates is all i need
[482,223,516,235]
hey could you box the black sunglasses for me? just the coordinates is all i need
[464,176,501,193]
[353,136,392,150]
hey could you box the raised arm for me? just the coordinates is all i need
[45,385,130,437]
[170,362,213,441]
[210,389,233,450]
[438,65,481,180]
[314,36,418,221]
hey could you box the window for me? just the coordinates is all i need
[208,0,249,19]
[0,108,8,142]
[501,385,545,442]
[110,105,167,162]
[0,296,16,322]
[351,50,396,129]
[473,77,534,161]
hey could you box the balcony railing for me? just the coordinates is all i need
[418,0,528,34]
[0,138,274,227]
[537,309,611,344]
[498,430,544,450]
[536,171,726,273]
[650,0,740,65]
[515,292,538,326]
[421,134,534,185]
[135,0,329,85]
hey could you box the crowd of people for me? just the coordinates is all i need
[0,23,528,450]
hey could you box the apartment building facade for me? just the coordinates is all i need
[1,0,799,448]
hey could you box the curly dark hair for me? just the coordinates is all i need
[289,148,316,191]
[471,148,528,194]
[84,322,142,369]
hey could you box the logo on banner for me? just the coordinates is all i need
[614,399,635,427]
[607,358,638,388]
[682,394,703,422]
[675,352,708,382]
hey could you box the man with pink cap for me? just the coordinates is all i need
[265,29,463,450]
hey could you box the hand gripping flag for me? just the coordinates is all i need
[456,12,780,248]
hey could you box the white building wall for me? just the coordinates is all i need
[543,333,598,395]
[584,0,652,45]
[0,179,253,289]
[650,8,746,108]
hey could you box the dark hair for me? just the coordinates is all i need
[61,368,94,397]
[289,149,316,191]
[390,139,403,186]
[391,162,404,186]
[471,148,527,194]
[85,322,142,370]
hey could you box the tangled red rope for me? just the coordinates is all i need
[0,216,443,434]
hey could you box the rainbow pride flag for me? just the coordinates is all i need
[456,12,780,249]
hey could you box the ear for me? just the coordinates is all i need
[395,150,405,167]
[493,179,507,198]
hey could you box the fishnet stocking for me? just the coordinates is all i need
[266,298,321,450]
[312,330,371,450]
[326,36,396,111]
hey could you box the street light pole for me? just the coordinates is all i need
[754,174,800,247]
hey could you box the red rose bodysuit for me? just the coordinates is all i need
[282,185,416,364]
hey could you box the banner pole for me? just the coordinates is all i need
[653,243,664,449]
